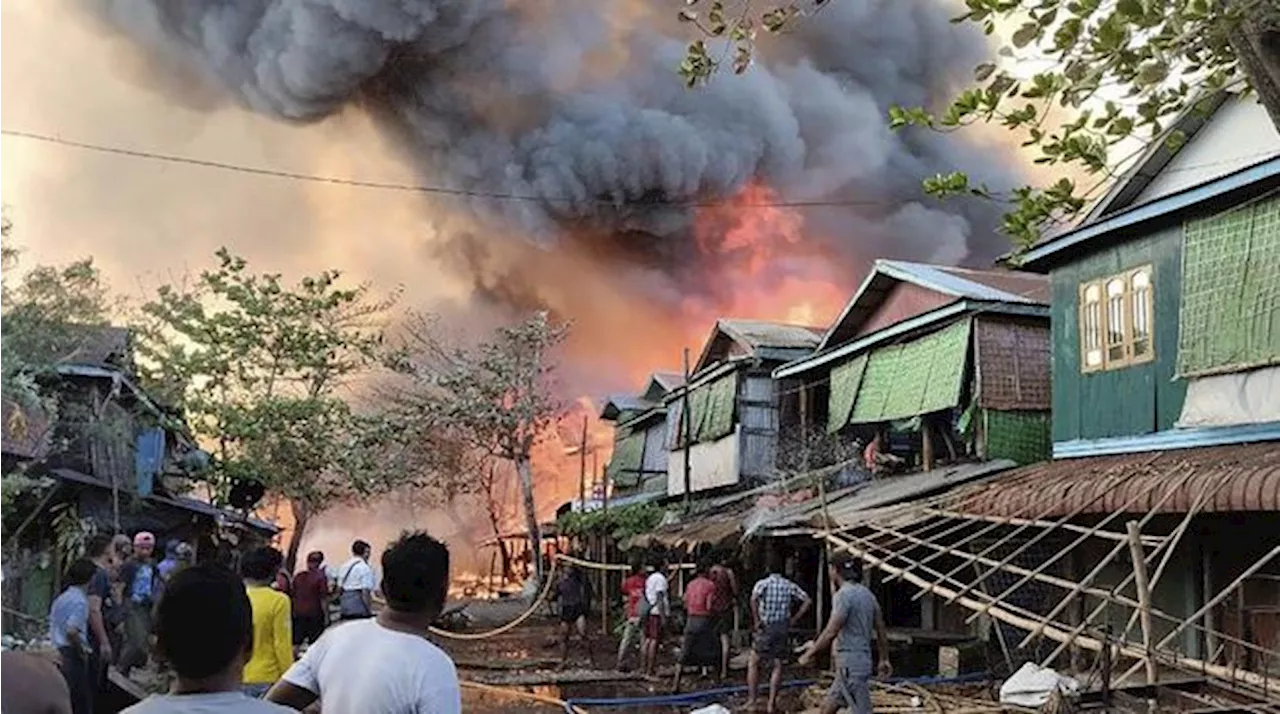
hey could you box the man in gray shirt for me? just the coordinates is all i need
[799,552,892,714]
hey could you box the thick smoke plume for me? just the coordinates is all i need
[92,0,1018,324]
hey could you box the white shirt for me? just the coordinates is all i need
[122,692,293,714]
[337,557,376,592]
[644,572,669,616]
[282,619,462,714]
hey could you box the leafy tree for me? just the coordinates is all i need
[1,227,121,518]
[679,0,1280,247]
[138,249,406,569]
[388,311,569,583]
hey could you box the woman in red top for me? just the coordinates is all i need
[290,551,332,649]
[673,557,722,692]
[616,557,647,670]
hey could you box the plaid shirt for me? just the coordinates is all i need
[751,574,810,625]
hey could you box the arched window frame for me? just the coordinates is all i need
[1078,264,1155,372]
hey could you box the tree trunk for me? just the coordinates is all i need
[1229,1,1280,128]
[286,500,310,574]
[515,453,542,584]
[485,499,514,583]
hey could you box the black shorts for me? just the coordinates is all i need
[293,614,326,645]
[712,611,733,636]
[560,604,587,623]
[752,621,790,663]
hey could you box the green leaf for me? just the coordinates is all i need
[1011,22,1040,48]
[974,62,997,81]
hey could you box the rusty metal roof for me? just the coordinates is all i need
[954,442,1280,517]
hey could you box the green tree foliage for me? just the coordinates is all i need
[558,502,664,541]
[680,0,1280,248]
[138,248,406,569]
[388,311,569,583]
[1,223,119,519]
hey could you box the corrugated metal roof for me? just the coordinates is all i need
[955,442,1280,516]
[819,261,1048,351]
[759,460,1017,534]
[719,319,824,350]
[599,394,657,420]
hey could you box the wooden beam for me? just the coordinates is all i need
[926,509,1162,546]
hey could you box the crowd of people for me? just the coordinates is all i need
[604,546,891,714]
[31,529,893,714]
[35,531,461,714]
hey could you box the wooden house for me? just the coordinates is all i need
[666,319,822,497]
[2,325,276,629]
[773,260,1052,472]
[977,91,1280,670]
[600,372,682,501]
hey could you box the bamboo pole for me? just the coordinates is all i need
[1125,521,1157,685]
[824,533,1280,692]
[682,348,692,506]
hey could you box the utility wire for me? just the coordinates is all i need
[0,128,890,209]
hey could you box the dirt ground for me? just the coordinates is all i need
[440,606,814,713]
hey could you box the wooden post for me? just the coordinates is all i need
[1202,542,1217,663]
[578,415,588,510]
[921,420,935,471]
[682,348,692,506]
[1125,521,1158,686]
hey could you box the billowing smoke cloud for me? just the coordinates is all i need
[90,0,1018,319]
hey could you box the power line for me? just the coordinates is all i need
[0,128,891,209]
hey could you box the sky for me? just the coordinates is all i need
[1,0,471,311]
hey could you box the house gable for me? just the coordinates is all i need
[820,260,1048,350]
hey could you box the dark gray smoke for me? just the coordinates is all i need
[92,0,1018,310]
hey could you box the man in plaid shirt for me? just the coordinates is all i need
[748,550,811,713]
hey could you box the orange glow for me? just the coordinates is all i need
[521,181,852,521]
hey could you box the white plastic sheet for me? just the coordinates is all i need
[998,662,1080,708]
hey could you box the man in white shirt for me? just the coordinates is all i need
[267,532,462,714]
[122,565,293,714]
[335,540,376,620]
[641,554,669,676]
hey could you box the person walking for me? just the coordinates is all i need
[266,532,462,713]
[121,564,294,714]
[291,551,332,650]
[335,540,375,621]
[640,553,670,677]
[747,549,811,714]
[615,556,647,670]
[799,553,892,714]
[672,557,720,692]
[50,558,97,714]
[708,551,739,681]
[555,564,594,667]
[118,532,160,675]
[83,535,117,685]
[241,547,294,698]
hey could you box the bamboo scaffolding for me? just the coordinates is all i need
[925,474,1134,606]
[1016,465,1199,645]
[1039,470,1241,665]
[1116,545,1280,686]
[824,533,1280,692]
[925,509,1164,546]
[963,470,1190,625]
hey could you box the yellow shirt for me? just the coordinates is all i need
[243,584,294,685]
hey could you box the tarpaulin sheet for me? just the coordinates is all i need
[1177,365,1280,428]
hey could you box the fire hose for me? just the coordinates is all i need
[427,552,688,641]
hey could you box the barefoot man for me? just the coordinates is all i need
[799,552,892,714]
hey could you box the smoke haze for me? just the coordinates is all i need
[89,0,1021,318]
